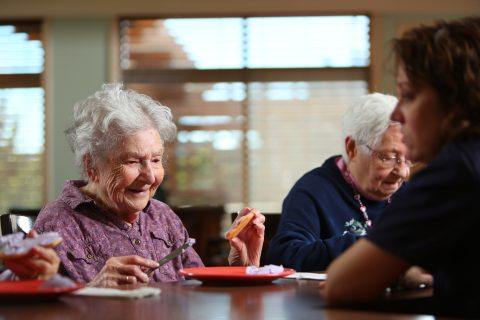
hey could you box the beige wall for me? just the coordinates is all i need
[45,19,111,199]
[1,0,479,16]
[374,13,470,96]
[1,0,479,201]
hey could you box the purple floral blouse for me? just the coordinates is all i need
[34,180,203,283]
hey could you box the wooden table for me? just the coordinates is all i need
[0,279,440,320]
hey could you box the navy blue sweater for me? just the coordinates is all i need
[267,156,392,271]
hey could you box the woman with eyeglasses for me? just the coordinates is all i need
[324,16,480,317]
[268,93,426,285]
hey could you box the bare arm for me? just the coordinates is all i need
[324,238,411,304]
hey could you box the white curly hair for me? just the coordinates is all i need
[341,92,399,161]
[65,83,177,175]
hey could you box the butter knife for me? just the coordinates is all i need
[147,238,196,276]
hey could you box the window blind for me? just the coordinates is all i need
[0,21,44,213]
[120,16,370,211]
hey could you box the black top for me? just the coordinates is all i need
[367,138,480,317]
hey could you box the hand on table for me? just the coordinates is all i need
[398,266,433,289]
[228,207,265,267]
[88,255,159,287]
[3,230,60,280]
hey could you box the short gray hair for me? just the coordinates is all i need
[65,83,177,174]
[341,92,398,161]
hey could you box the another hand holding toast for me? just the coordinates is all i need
[1,230,61,279]
[226,207,265,267]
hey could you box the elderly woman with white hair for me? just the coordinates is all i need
[267,93,411,272]
[34,84,265,287]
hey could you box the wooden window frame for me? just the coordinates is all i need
[0,19,46,206]
[120,15,372,206]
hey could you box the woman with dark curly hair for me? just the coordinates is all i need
[324,16,480,317]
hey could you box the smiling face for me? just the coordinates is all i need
[348,124,410,201]
[90,128,164,220]
[391,64,444,163]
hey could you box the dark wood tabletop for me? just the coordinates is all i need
[0,279,440,320]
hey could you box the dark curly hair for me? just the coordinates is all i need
[393,16,480,142]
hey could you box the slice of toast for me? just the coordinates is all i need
[225,212,255,240]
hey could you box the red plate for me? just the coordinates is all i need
[179,266,295,285]
[0,280,83,300]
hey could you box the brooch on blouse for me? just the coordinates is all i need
[343,218,368,236]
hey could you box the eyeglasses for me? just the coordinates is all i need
[365,145,413,169]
